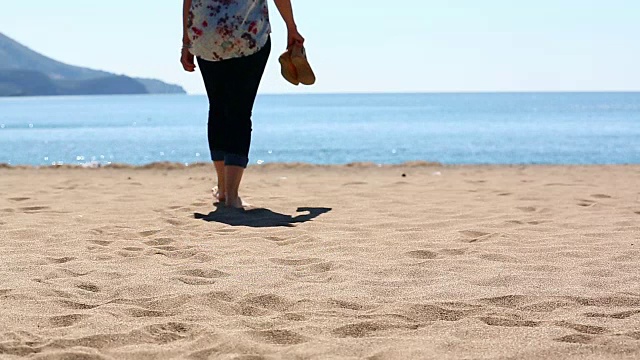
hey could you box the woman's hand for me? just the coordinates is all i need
[274,0,304,48]
[181,47,196,72]
[287,26,305,48]
[181,0,195,71]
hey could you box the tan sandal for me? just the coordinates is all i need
[278,49,300,86]
[290,45,316,86]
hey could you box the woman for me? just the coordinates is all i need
[181,0,304,209]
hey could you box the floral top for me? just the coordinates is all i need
[188,0,271,61]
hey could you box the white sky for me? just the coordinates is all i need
[1,0,639,94]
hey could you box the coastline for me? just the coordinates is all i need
[0,160,443,170]
[3,160,640,170]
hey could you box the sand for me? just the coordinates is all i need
[0,163,639,359]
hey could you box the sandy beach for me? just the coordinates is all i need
[1,163,639,359]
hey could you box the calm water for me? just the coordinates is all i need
[1,93,639,166]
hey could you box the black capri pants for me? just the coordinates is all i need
[196,37,271,168]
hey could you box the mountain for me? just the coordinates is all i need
[0,32,186,96]
[135,78,186,94]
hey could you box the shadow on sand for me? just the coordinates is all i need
[194,205,332,228]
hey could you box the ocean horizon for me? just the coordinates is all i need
[1,92,639,166]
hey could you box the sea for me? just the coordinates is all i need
[1,93,639,166]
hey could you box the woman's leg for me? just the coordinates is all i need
[224,166,245,208]
[220,39,271,208]
[213,161,226,202]
[197,57,229,202]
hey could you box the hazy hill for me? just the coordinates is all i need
[0,32,185,96]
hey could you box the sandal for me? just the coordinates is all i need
[290,45,316,86]
[278,49,300,86]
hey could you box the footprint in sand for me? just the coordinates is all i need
[591,194,612,199]
[238,305,269,317]
[76,283,100,293]
[332,322,392,338]
[554,334,594,344]
[477,253,519,263]
[264,234,317,246]
[216,228,238,234]
[554,321,608,335]
[153,248,201,260]
[282,313,307,321]
[143,322,193,342]
[179,269,229,279]
[46,332,135,350]
[144,238,175,246]
[459,230,492,243]
[116,250,141,258]
[20,206,50,212]
[585,309,640,319]
[151,245,182,252]
[122,247,144,252]
[265,236,287,243]
[248,330,307,345]
[519,300,574,313]
[285,261,338,283]
[46,257,76,264]
[165,219,183,226]
[233,296,291,317]
[298,262,335,274]
[8,197,30,202]
[576,199,597,207]
[269,258,323,266]
[48,314,88,328]
[544,183,573,187]
[406,250,437,260]
[37,269,89,281]
[88,240,112,246]
[202,291,236,303]
[126,308,168,318]
[505,220,528,225]
[565,295,640,307]
[139,230,162,237]
[329,299,365,311]
[58,300,101,310]
[241,294,293,312]
[332,321,417,338]
[174,269,229,285]
[481,295,531,308]
[527,220,546,225]
[402,304,472,322]
[479,316,540,327]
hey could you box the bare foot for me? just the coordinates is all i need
[212,186,225,203]
[225,196,250,209]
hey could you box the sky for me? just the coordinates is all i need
[1,0,639,94]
